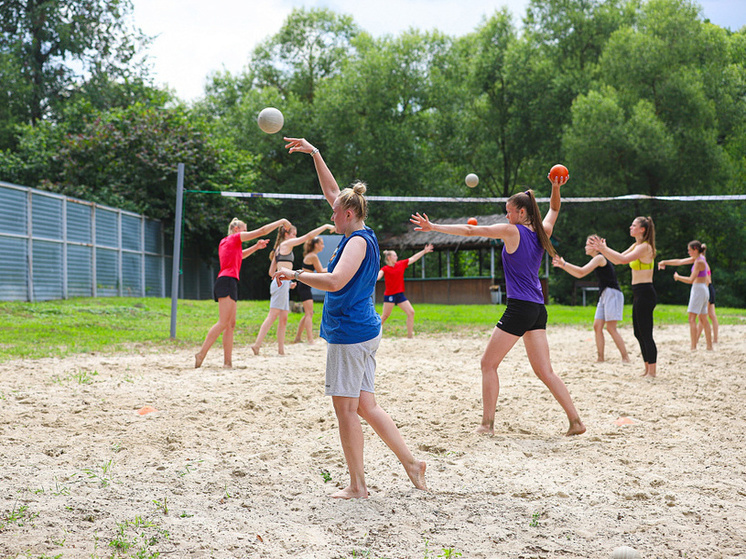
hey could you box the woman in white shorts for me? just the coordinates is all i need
[251,222,334,355]
[553,235,630,362]
[274,136,427,499]
[658,240,713,351]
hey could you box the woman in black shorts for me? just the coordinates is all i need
[293,236,327,344]
[195,217,290,368]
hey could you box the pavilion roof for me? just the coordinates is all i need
[379,214,508,251]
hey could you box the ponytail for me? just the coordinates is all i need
[507,190,556,257]
[635,216,656,257]
[304,237,321,257]
[269,226,291,261]
[688,239,706,255]
[227,218,245,237]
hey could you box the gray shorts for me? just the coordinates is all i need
[594,287,624,322]
[269,279,291,311]
[325,332,382,397]
[687,283,709,315]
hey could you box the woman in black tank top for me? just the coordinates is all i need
[252,223,335,355]
[293,236,328,344]
[553,236,630,363]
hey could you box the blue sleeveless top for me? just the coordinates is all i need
[320,227,382,344]
[502,224,545,304]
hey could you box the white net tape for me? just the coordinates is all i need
[222,192,746,203]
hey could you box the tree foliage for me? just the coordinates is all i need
[0,0,151,133]
[1,1,745,305]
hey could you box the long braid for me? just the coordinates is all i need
[269,227,290,261]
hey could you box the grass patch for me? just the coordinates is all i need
[0,297,744,361]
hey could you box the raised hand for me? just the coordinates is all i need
[410,212,433,232]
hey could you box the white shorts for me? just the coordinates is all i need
[687,283,709,315]
[594,287,624,322]
[269,279,291,311]
[325,332,382,398]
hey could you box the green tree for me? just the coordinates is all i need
[249,7,361,103]
[0,0,150,135]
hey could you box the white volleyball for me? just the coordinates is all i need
[257,107,284,134]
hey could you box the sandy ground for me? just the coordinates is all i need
[1,323,746,559]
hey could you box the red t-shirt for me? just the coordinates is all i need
[217,233,243,279]
[381,259,410,295]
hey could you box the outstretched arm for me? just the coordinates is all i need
[552,254,605,279]
[588,237,646,265]
[410,213,516,242]
[285,223,335,249]
[284,137,339,208]
[406,244,434,265]
[658,256,694,270]
[241,219,291,242]
[274,236,367,292]
[674,259,704,285]
[242,239,270,259]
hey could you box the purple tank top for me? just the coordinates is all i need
[502,224,545,304]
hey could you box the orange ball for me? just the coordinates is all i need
[467,217,478,225]
[549,164,569,181]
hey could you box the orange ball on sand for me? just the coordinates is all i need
[468,217,478,225]
[549,164,569,181]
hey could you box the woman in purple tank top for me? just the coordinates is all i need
[411,175,585,437]
[658,240,716,350]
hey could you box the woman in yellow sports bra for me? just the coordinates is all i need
[589,216,657,377]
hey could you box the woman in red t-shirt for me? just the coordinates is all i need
[377,244,433,338]
[195,217,290,368]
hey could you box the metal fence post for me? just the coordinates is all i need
[170,164,185,339]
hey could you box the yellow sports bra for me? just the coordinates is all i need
[629,259,654,270]
[629,243,654,270]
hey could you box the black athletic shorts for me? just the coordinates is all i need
[496,298,548,336]
[708,283,716,305]
[296,281,313,302]
[213,276,238,302]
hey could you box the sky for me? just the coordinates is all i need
[130,0,746,102]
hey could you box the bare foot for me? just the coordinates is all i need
[292,338,302,344]
[250,345,259,356]
[475,423,494,436]
[706,345,714,351]
[330,486,368,499]
[596,358,605,363]
[566,419,586,436]
[223,362,232,369]
[622,357,631,363]
[405,460,427,491]
[194,352,205,368]
[278,350,285,356]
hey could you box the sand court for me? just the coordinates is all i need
[1,325,745,558]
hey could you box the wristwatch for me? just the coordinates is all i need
[294,269,304,280]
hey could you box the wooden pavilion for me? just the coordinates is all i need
[377,214,510,305]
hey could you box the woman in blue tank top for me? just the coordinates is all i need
[274,137,427,499]
[411,176,585,437]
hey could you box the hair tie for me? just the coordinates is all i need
[524,190,530,195]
